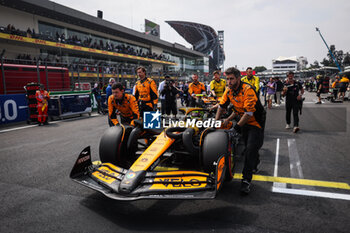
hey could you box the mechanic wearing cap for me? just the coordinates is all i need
[35,84,50,126]
[209,70,227,98]
[215,67,265,194]
[134,66,158,117]
[282,71,304,133]
[109,82,140,126]
[188,73,206,107]
[241,67,260,94]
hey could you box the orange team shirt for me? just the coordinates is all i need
[108,93,140,125]
[188,81,206,95]
[219,83,261,128]
[134,78,158,105]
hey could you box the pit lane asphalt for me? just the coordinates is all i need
[0,92,350,233]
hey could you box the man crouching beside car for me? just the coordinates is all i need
[108,82,140,126]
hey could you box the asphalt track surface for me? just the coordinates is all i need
[1,91,350,233]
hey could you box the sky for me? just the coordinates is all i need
[52,0,350,70]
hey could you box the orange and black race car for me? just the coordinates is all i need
[70,111,236,200]
[192,93,221,109]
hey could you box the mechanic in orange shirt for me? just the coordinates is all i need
[35,84,50,126]
[134,66,158,117]
[215,67,265,194]
[109,82,140,126]
[188,73,206,107]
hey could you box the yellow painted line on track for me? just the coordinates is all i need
[233,173,350,190]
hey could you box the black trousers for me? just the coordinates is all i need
[166,101,177,115]
[139,104,153,119]
[241,125,264,182]
[285,100,299,127]
[160,99,166,115]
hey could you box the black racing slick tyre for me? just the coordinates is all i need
[99,126,124,165]
[201,131,229,174]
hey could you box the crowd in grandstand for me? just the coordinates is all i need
[1,24,174,63]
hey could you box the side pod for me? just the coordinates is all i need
[70,146,93,179]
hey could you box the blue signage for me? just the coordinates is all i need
[0,94,28,124]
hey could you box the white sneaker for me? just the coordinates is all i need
[285,124,291,129]
[293,127,300,133]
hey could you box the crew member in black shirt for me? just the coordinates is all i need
[282,71,304,133]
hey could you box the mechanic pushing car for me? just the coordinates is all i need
[188,73,207,107]
[215,67,265,194]
[134,66,158,116]
[108,82,140,126]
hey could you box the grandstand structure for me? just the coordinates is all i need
[166,21,225,75]
[0,0,208,88]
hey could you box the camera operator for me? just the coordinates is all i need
[161,76,181,118]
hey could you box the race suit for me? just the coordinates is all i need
[35,90,50,123]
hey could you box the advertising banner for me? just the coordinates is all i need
[145,19,160,37]
[0,94,28,124]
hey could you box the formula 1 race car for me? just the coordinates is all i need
[70,111,237,200]
[191,93,221,109]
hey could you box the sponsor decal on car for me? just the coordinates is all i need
[149,176,207,189]
[126,172,136,179]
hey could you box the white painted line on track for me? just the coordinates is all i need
[272,186,350,201]
[0,124,37,133]
[273,138,280,177]
[0,113,99,133]
[288,139,304,179]
[273,138,286,188]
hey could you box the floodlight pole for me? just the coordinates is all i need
[315,27,342,72]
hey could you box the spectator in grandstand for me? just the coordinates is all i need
[134,66,158,117]
[210,70,226,98]
[158,75,171,116]
[282,71,304,133]
[188,73,206,107]
[266,77,276,109]
[241,67,260,94]
[106,78,115,126]
[108,82,140,126]
[161,77,180,118]
[92,83,103,114]
[338,75,349,101]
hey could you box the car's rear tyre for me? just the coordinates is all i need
[201,131,229,173]
[99,126,124,164]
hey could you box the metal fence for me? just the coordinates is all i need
[0,58,168,94]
